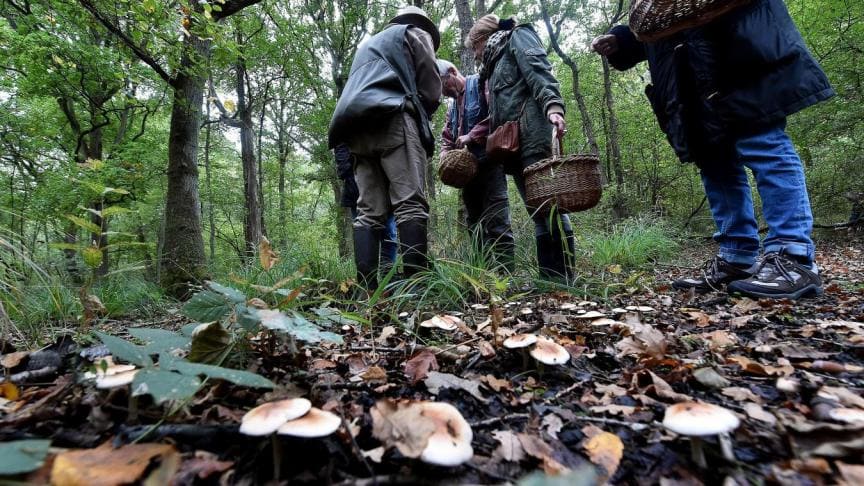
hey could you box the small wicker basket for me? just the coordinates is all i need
[629,0,752,42]
[438,148,479,188]
[523,131,602,215]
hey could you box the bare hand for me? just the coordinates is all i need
[455,134,472,148]
[591,34,619,56]
[549,113,566,140]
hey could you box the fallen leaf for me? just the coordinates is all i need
[480,374,511,392]
[727,355,794,377]
[376,326,397,344]
[258,236,279,270]
[692,368,731,389]
[838,462,864,486]
[492,430,526,462]
[478,340,496,358]
[171,453,233,483]
[686,311,711,327]
[0,381,20,401]
[703,330,737,350]
[310,359,337,370]
[361,366,387,382]
[631,370,690,403]
[722,387,764,404]
[51,443,178,486]
[423,371,486,402]
[403,350,439,385]
[616,323,667,359]
[818,386,864,409]
[542,414,564,439]
[589,404,637,416]
[369,399,446,459]
[361,447,386,463]
[1,351,29,369]
[583,431,624,480]
[744,402,777,425]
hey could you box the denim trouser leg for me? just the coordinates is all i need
[700,121,814,266]
[738,125,815,263]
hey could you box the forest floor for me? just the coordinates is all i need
[2,235,864,485]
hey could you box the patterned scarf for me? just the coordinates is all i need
[479,30,511,85]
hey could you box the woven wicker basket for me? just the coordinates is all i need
[523,131,602,215]
[438,148,479,188]
[629,0,752,42]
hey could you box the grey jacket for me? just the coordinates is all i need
[329,24,441,155]
[487,25,565,163]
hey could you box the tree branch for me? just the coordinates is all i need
[76,0,175,86]
[211,0,264,20]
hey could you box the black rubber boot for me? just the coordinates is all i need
[353,226,381,290]
[397,220,429,278]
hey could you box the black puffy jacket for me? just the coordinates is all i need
[608,0,834,165]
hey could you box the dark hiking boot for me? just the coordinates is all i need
[536,232,575,282]
[727,253,822,300]
[672,256,755,292]
[353,226,381,290]
[397,220,429,278]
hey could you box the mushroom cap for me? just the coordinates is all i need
[277,407,342,437]
[828,407,864,425]
[503,334,538,349]
[418,402,473,466]
[529,338,570,365]
[626,305,655,313]
[95,369,138,389]
[573,311,606,319]
[662,402,740,436]
[590,318,620,327]
[85,357,137,380]
[240,398,312,436]
[420,315,458,331]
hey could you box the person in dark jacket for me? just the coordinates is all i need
[334,144,398,267]
[328,7,441,289]
[466,15,575,282]
[438,60,515,268]
[592,0,834,299]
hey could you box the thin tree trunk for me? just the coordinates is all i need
[204,100,215,261]
[161,35,210,297]
[455,0,476,74]
[236,56,262,258]
[277,101,287,248]
[602,57,623,186]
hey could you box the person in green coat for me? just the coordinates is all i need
[466,14,575,281]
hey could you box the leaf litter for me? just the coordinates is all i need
[0,238,863,483]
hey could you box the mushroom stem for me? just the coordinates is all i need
[718,433,735,462]
[272,435,282,481]
[521,349,529,369]
[128,395,138,423]
[536,362,545,380]
[690,438,707,469]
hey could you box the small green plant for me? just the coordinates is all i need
[582,218,679,270]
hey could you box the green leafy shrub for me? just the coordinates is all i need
[581,218,679,270]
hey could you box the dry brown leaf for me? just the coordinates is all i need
[310,359,337,370]
[402,350,439,385]
[246,298,268,309]
[370,400,438,459]
[542,414,564,439]
[732,298,761,314]
[631,370,690,403]
[703,330,738,350]
[258,236,279,271]
[478,340,496,359]
[376,326,397,344]
[722,387,764,404]
[818,386,864,409]
[615,323,668,359]
[583,431,624,480]
[727,355,794,377]
[0,381,20,400]
[360,366,387,382]
[686,311,712,328]
[170,452,233,483]
[492,430,526,462]
[480,374,511,392]
[1,351,29,369]
[729,315,755,328]
[51,443,178,486]
[590,404,637,416]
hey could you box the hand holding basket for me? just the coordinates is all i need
[523,129,602,215]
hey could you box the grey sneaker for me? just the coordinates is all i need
[727,253,822,300]
[672,256,755,293]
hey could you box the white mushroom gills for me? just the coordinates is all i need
[662,402,740,468]
[95,369,138,389]
[277,408,342,437]
[239,398,312,436]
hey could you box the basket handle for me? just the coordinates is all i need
[551,128,562,160]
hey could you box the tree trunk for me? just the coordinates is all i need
[236,57,262,258]
[85,124,110,278]
[204,101,216,261]
[602,57,623,187]
[455,0,476,74]
[160,35,210,298]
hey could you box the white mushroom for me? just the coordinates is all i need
[85,356,137,380]
[573,310,606,319]
[278,408,342,437]
[420,315,459,331]
[626,305,655,313]
[239,398,312,436]
[418,402,473,466]
[662,402,740,468]
[828,407,864,425]
[529,338,570,366]
[503,334,538,368]
[95,369,138,389]
[776,377,800,393]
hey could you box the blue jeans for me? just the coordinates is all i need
[700,121,814,266]
[351,208,397,264]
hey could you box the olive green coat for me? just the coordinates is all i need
[487,25,565,165]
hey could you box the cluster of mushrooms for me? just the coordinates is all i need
[239,398,341,438]
[503,334,570,369]
[83,356,138,389]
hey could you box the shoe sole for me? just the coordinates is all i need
[727,283,824,300]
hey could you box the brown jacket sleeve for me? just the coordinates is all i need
[405,27,442,117]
